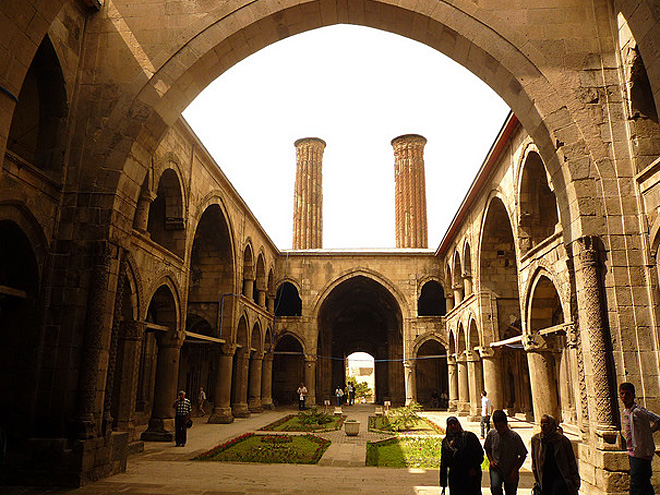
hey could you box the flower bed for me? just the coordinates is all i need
[260,413,345,432]
[194,433,331,464]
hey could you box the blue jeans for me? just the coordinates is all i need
[629,456,654,495]
[490,468,519,495]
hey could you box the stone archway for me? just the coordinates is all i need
[317,275,404,405]
[272,334,305,406]
[415,339,448,409]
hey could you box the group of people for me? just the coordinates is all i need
[440,383,660,495]
[430,390,450,410]
[335,383,356,406]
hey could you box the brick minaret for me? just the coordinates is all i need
[292,137,326,250]
[392,134,428,249]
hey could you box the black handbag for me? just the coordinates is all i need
[187,419,193,428]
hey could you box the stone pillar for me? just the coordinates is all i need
[392,134,428,248]
[446,293,454,312]
[141,343,181,441]
[261,353,274,410]
[573,236,618,447]
[75,241,118,439]
[304,357,317,407]
[266,293,275,313]
[463,272,472,295]
[479,347,503,410]
[257,289,266,308]
[404,360,416,405]
[453,284,463,306]
[242,279,254,298]
[467,350,483,421]
[133,190,157,233]
[448,354,458,412]
[114,321,146,437]
[209,347,234,423]
[525,337,561,423]
[248,352,264,412]
[231,348,250,418]
[457,354,470,415]
[292,137,325,249]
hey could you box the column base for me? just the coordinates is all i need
[261,399,274,410]
[232,403,251,418]
[468,414,481,422]
[577,443,631,494]
[208,407,234,424]
[140,418,173,442]
[248,398,262,413]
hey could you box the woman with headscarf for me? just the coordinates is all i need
[530,414,580,495]
[440,416,484,494]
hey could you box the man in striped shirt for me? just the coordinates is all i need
[173,390,192,447]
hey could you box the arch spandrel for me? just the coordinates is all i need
[311,268,409,320]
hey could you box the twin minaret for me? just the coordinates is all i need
[292,134,428,249]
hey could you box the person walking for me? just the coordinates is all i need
[530,414,580,495]
[297,382,308,411]
[481,390,493,439]
[484,409,527,495]
[335,385,344,406]
[348,382,356,405]
[619,382,660,495]
[440,416,484,495]
[197,386,206,417]
[172,390,192,447]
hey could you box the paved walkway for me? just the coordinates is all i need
[5,405,549,495]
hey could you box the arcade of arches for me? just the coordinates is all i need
[2,1,660,494]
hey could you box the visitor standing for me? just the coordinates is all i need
[441,390,449,409]
[481,390,493,438]
[297,382,308,410]
[431,390,440,409]
[619,382,660,495]
[530,414,580,495]
[348,382,356,405]
[484,409,527,495]
[197,386,206,417]
[335,386,344,406]
[440,416,484,495]
[172,390,192,447]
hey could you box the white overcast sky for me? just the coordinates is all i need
[183,25,510,250]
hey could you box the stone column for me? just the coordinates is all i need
[75,241,118,439]
[573,236,618,447]
[448,354,458,412]
[457,353,470,415]
[404,360,416,405]
[231,348,251,418]
[304,357,317,407]
[248,352,264,412]
[446,293,454,312]
[209,346,234,423]
[479,347,503,410]
[257,289,266,308]
[266,293,275,313]
[242,279,254,299]
[524,337,561,423]
[453,284,463,306]
[463,272,473,295]
[467,350,483,421]
[114,320,146,437]
[261,353,274,410]
[292,137,325,249]
[133,190,157,233]
[392,134,428,248]
[141,342,180,441]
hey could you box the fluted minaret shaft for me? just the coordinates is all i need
[293,137,326,250]
[392,134,428,249]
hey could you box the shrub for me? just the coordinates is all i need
[386,402,423,431]
[298,407,333,426]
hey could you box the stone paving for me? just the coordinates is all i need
[4,404,551,495]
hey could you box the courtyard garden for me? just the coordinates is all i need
[259,408,345,432]
[194,433,331,464]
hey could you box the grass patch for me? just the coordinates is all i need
[366,436,490,470]
[260,411,345,432]
[369,415,444,434]
[194,433,331,464]
[367,436,442,468]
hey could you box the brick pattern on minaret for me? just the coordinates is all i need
[392,134,428,249]
[292,137,326,250]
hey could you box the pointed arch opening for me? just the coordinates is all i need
[272,334,305,406]
[147,168,186,257]
[418,280,446,316]
[415,339,448,409]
